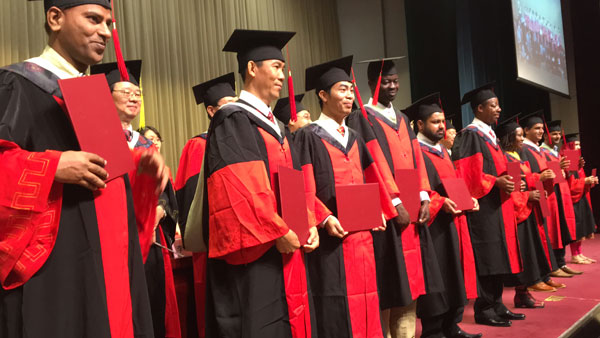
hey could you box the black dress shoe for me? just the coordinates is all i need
[498,309,526,320]
[474,315,511,327]
[449,329,483,338]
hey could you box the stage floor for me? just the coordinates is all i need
[416,235,600,338]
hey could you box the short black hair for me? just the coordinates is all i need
[139,125,162,141]
[240,60,263,82]
[45,22,51,35]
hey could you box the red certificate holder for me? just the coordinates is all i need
[441,177,475,211]
[535,181,550,218]
[336,183,382,232]
[562,149,581,172]
[277,166,311,245]
[58,75,134,181]
[394,169,422,223]
[547,161,566,184]
[506,161,522,189]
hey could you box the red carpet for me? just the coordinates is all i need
[416,235,600,338]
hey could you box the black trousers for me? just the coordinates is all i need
[420,306,465,338]
[554,247,566,267]
[473,275,508,319]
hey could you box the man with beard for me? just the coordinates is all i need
[346,58,440,338]
[452,82,524,327]
[0,1,167,337]
[406,93,481,338]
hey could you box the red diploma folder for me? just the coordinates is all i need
[395,169,421,223]
[58,75,134,181]
[506,161,522,189]
[535,181,550,218]
[562,149,581,172]
[547,161,566,184]
[441,178,475,211]
[277,166,311,245]
[336,183,382,232]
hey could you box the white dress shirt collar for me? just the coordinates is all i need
[417,132,442,152]
[523,138,541,152]
[314,113,349,147]
[470,117,496,145]
[237,90,281,137]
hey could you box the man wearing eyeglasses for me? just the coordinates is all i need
[90,59,153,149]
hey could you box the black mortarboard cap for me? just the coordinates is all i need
[90,60,142,87]
[495,113,521,139]
[222,29,295,74]
[565,133,579,143]
[31,0,111,12]
[402,92,443,122]
[519,109,545,129]
[547,120,562,132]
[305,56,353,92]
[192,73,236,107]
[460,81,497,107]
[273,94,305,125]
[358,56,405,82]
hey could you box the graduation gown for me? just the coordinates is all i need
[504,152,553,287]
[0,62,154,337]
[346,107,442,309]
[174,133,207,338]
[203,100,315,338]
[452,126,521,276]
[540,147,576,246]
[568,168,596,239]
[416,143,477,319]
[294,122,397,338]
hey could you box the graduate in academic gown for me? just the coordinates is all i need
[0,1,167,336]
[345,58,442,338]
[174,72,237,338]
[404,93,480,338]
[440,115,457,157]
[533,116,581,276]
[92,59,181,338]
[451,82,524,327]
[561,133,598,264]
[202,29,319,338]
[497,116,556,308]
[295,55,398,338]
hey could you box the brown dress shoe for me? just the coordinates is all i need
[527,281,556,292]
[544,278,566,289]
[561,265,583,275]
[550,269,574,278]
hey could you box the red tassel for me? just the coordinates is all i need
[287,70,297,122]
[543,118,552,146]
[351,68,371,126]
[561,127,567,146]
[286,46,296,122]
[110,1,128,82]
[372,60,385,106]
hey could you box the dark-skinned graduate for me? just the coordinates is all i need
[175,72,237,338]
[403,93,480,338]
[202,29,320,338]
[451,82,525,327]
[345,58,442,338]
[294,55,398,338]
[497,115,556,309]
[0,0,170,337]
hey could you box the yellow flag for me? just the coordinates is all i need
[139,76,146,128]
